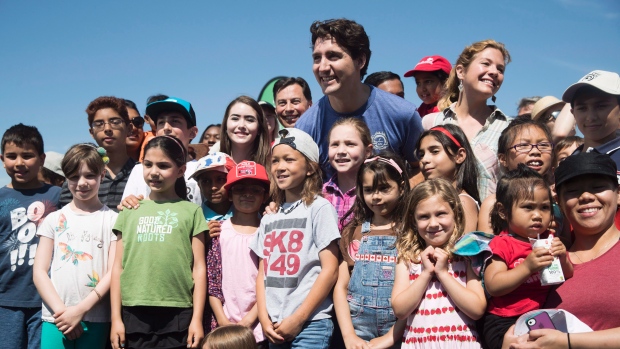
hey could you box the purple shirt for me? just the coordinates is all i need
[322,175,356,232]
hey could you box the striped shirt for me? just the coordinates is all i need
[423,103,512,201]
[59,158,136,212]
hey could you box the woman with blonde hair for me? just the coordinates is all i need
[423,39,512,201]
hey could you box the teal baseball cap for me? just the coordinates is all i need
[146,97,197,127]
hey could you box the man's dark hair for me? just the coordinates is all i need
[310,18,372,79]
[364,71,402,87]
[1,123,44,155]
[146,94,169,106]
[273,77,313,102]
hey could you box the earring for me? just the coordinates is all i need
[492,95,497,103]
[458,80,463,92]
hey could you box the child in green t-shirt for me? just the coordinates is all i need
[110,136,208,349]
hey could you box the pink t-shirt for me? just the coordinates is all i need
[487,233,550,317]
[220,219,264,342]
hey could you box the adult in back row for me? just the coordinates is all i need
[295,18,423,179]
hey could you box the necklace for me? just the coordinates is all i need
[572,235,619,263]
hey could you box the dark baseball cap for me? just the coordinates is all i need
[146,97,197,127]
[555,152,618,189]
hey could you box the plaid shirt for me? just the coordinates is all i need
[59,158,136,212]
[322,175,356,232]
[423,104,512,201]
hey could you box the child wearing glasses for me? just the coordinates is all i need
[59,96,136,212]
[207,161,270,348]
[477,118,558,235]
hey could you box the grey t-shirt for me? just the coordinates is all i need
[249,196,340,323]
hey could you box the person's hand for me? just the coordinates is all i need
[54,306,85,336]
[420,245,436,275]
[186,318,204,348]
[261,321,285,344]
[208,220,222,239]
[433,248,449,275]
[110,320,126,349]
[549,237,566,258]
[274,315,304,342]
[501,324,528,349]
[524,247,554,273]
[510,329,568,349]
[217,317,234,326]
[263,201,279,216]
[63,324,84,341]
[117,194,144,211]
[237,313,256,328]
[368,336,392,349]
[343,333,371,349]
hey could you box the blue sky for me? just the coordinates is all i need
[1,0,618,186]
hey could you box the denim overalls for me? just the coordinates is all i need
[347,221,398,340]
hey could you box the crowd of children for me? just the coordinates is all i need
[1,22,620,349]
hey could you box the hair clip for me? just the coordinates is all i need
[430,126,462,148]
[364,156,403,174]
[97,147,110,164]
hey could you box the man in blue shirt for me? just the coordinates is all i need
[296,18,423,178]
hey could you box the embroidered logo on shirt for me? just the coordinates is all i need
[371,132,389,150]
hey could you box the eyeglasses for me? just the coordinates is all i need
[542,110,561,122]
[230,185,266,195]
[130,116,145,129]
[91,118,125,131]
[510,142,554,154]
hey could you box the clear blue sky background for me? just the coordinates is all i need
[1,0,618,186]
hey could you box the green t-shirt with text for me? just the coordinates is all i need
[113,200,207,307]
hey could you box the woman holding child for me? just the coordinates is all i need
[504,152,620,348]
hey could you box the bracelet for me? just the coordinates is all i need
[92,288,102,301]
[567,332,572,349]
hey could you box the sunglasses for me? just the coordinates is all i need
[542,110,561,123]
[130,116,145,129]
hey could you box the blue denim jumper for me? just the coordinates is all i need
[347,221,398,340]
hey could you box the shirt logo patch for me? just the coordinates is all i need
[372,131,389,150]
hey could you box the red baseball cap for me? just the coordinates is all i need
[224,161,270,190]
[404,55,452,77]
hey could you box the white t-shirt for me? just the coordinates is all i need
[249,196,340,323]
[121,161,202,205]
[37,205,118,323]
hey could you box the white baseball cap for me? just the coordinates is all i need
[562,70,620,103]
[272,128,319,163]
